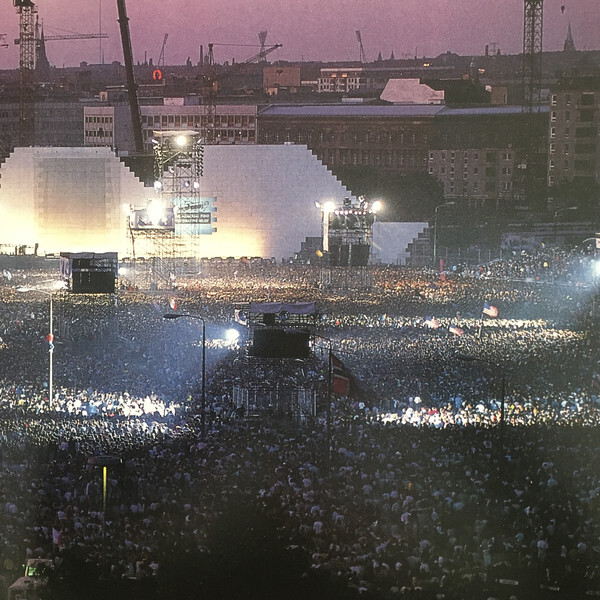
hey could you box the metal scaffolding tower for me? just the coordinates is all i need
[14,0,37,147]
[523,0,544,112]
[153,130,209,255]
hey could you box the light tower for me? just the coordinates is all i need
[152,131,210,260]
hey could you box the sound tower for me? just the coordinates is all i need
[350,244,370,266]
[71,254,117,294]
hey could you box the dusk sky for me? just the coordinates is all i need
[0,0,598,69]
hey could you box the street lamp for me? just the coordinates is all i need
[432,202,455,270]
[456,353,506,441]
[164,313,206,438]
[17,287,55,405]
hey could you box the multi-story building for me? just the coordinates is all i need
[428,106,548,208]
[547,76,600,189]
[84,100,258,154]
[257,104,443,172]
[0,98,88,154]
[317,65,456,94]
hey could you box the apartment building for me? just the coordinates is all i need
[548,76,600,188]
[428,106,548,208]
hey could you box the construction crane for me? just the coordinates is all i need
[522,0,543,113]
[258,30,268,62]
[202,42,281,144]
[13,0,36,147]
[517,0,545,210]
[13,0,109,147]
[355,30,367,63]
[158,33,168,68]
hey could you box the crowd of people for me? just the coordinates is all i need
[0,247,598,598]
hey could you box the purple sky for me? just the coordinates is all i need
[1,0,598,69]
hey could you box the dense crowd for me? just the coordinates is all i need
[0,248,598,598]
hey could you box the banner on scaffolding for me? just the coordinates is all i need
[173,196,216,235]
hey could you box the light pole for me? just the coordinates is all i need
[432,202,455,270]
[17,287,54,405]
[164,313,206,438]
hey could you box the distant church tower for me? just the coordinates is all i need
[563,22,576,52]
[35,20,51,81]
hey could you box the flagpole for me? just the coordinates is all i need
[327,348,332,461]
[477,310,483,340]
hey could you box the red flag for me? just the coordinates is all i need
[331,353,351,396]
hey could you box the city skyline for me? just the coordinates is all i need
[0,0,598,70]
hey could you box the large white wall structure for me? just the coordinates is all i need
[371,221,429,265]
[185,144,354,260]
[0,145,355,261]
[0,147,146,256]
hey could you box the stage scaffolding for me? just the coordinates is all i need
[126,130,211,289]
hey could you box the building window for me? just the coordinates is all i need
[551,94,557,106]
[550,127,556,138]
[581,93,595,106]
[578,109,595,122]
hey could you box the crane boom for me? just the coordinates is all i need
[158,33,168,68]
[116,0,144,155]
[44,33,108,41]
